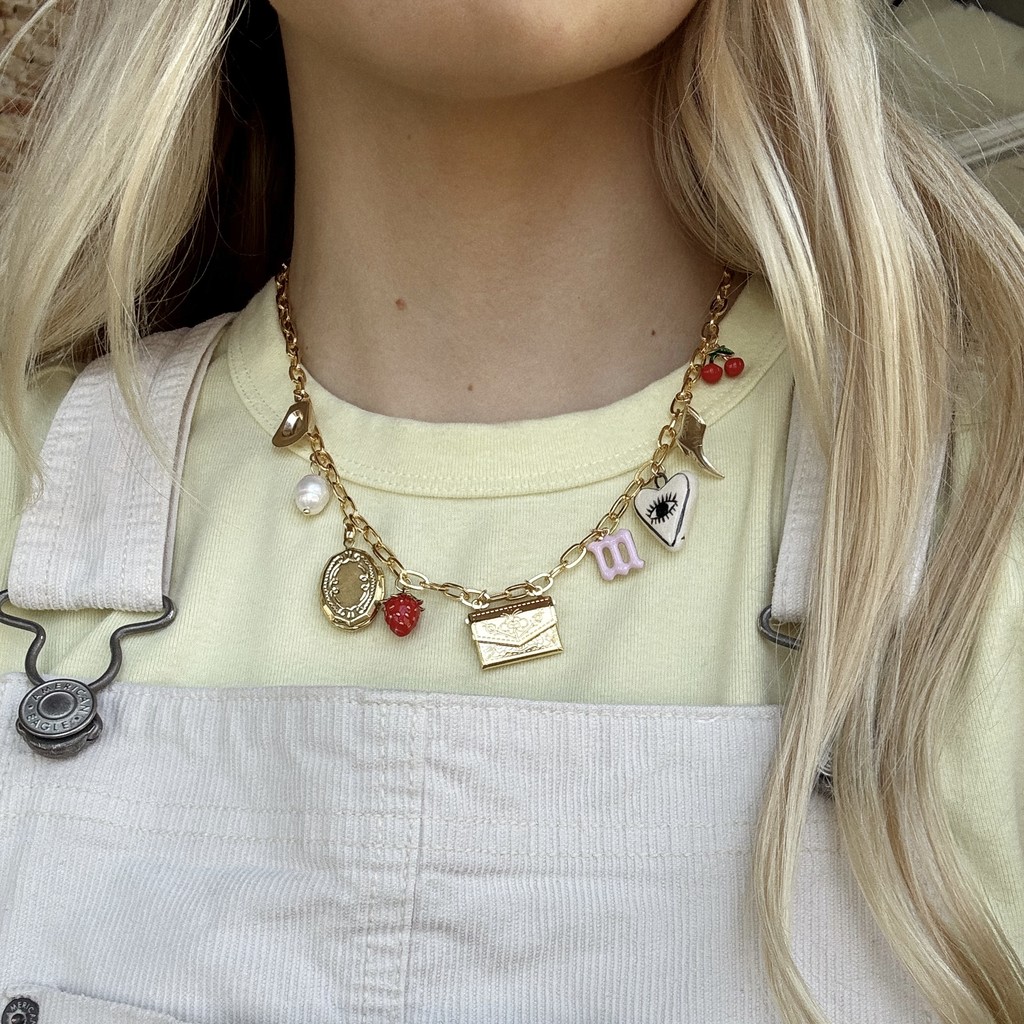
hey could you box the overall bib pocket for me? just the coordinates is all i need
[0,675,937,1024]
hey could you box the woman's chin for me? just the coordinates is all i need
[271,0,698,101]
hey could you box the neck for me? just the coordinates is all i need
[280,33,722,422]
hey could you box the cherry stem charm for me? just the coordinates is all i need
[700,346,745,385]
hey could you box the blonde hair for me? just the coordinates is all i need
[2,1,1023,1021]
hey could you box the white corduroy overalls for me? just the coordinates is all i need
[0,313,942,1024]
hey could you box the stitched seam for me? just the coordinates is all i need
[0,806,768,829]
[83,690,780,718]
[0,809,838,855]
[5,783,767,826]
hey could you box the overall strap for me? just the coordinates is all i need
[770,386,947,624]
[7,313,233,613]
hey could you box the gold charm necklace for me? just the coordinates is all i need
[272,263,740,669]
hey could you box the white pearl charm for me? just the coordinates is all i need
[294,473,331,516]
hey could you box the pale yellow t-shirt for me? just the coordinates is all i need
[0,275,1021,947]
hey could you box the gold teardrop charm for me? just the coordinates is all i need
[320,548,385,630]
[273,399,315,447]
[677,406,724,479]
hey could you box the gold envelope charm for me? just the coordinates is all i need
[466,595,564,670]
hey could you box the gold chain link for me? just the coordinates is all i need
[275,264,735,609]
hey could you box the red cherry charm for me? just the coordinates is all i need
[383,592,423,636]
[701,363,724,384]
[724,356,745,377]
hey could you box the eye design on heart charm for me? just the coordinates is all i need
[633,472,698,550]
[646,493,678,524]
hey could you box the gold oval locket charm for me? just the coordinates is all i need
[320,548,385,630]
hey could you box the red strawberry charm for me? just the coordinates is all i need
[383,592,423,636]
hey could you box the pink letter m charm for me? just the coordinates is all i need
[587,528,645,582]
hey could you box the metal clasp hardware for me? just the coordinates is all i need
[2,996,39,1024]
[756,604,803,650]
[0,589,176,759]
[756,604,834,798]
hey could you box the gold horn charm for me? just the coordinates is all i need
[273,399,315,447]
[677,406,724,479]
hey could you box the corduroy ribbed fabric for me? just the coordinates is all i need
[6,314,229,613]
[0,677,936,1023]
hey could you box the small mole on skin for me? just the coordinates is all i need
[395,298,407,310]
[651,329,657,336]
[467,383,474,391]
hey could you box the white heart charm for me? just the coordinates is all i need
[633,471,698,550]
